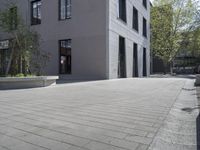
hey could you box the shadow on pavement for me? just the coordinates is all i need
[197,87,200,150]
[197,114,200,150]
[150,74,196,79]
[56,79,102,85]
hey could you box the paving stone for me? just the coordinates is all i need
[136,144,148,150]
[104,137,139,150]
[125,135,152,145]
[0,134,47,150]
[84,141,126,150]
[0,78,194,150]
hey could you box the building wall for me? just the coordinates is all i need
[0,0,107,79]
[0,0,151,79]
[107,0,151,79]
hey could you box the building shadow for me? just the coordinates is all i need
[197,113,200,150]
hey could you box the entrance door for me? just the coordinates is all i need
[59,39,72,74]
[133,43,138,77]
[143,48,147,76]
[118,36,126,78]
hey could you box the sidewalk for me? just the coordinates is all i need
[149,80,199,150]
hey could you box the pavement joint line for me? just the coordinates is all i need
[0,100,170,116]
[0,99,169,117]
[0,106,159,134]
[0,123,92,150]
[0,101,168,125]
[0,131,50,150]
[0,123,135,150]
[0,117,141,150]
[0,78,191,150]
[146,80,187,150]
[0,145,11,150]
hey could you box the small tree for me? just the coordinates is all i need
[0,3,49,76]
[151,0,198,74]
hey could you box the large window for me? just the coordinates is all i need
[59,0,72,20]
[31,0,41,25]
[118,0,126,22]
[143,48,147,76]
[143,0,147,9]
[133,43,138,77]
[118,36,126,78]
[59,39,72,74]
[132,6,138,31]
[143,17,147,38]
[9,7,18,30]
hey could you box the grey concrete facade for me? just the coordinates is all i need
[0,0,150,79]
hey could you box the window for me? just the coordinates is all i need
[59,39,72,74]
[132,6,138,31]
[118,0,126,22]
[133,43,138,77]
[143,0,147,9]
[31,0,41,25]
[9,7,18,30]
[118,36,126,78]
[143,17,147,38]
[59,0,72,20]
[143,48,147,76]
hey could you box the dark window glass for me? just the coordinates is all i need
[9,7,18,30]
[143,0,147,9]
[59,39,72,74]
[31,0,41,25]
[132,6,138,31]
[143,48,147,76]
[118,36,126,78]
[119,0,126,22]
[59,0,72,20]
[143,17,147,37]
[133,43,138,77]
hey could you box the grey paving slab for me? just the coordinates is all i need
[149,80,199,150]
[0,78,197,150]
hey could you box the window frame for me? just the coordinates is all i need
[132,6,138,32]
[118,0,127,23]
[143,17,147,38]
[31,0,42,25]
[59,0,72,20]
[9,7,18,30]
[143,0,147,9]
[59,39,72,74]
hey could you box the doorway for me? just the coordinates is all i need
[59,39,72,74]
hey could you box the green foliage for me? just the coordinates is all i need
[14,73,35,77]
[0,3,50,76]
[151,0,199,70]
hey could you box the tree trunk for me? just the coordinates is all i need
[170,61,174,75]
[19,55,22,74]
[5,47,14,75]
[163,62,167,75]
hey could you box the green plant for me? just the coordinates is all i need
[0,2,50,76]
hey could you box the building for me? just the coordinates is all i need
[0,0,150,79]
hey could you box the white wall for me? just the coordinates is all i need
[107,0,151,79]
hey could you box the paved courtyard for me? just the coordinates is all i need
[0,78,198,150]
